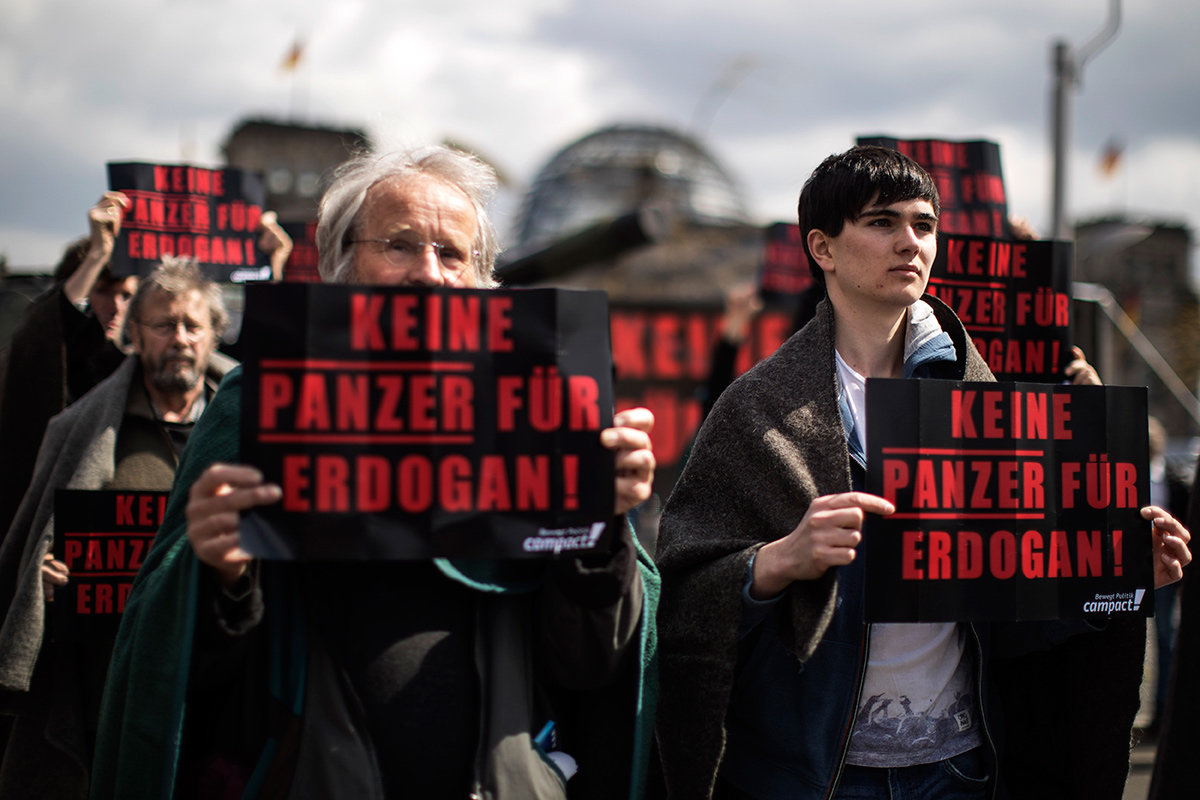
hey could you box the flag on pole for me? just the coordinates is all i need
[279,38,305,73]
[1099,139,1124,178]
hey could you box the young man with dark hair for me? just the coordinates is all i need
[0,195,134,547]
[653,145,1191,799]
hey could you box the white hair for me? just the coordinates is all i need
[315,146,501,287]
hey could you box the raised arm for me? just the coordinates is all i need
[63,192,129,306]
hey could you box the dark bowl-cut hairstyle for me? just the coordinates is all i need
[797,145,940,286]
[52,237,125,288]
[52,237,91,283]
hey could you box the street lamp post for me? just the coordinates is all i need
[1050,0,1122,240]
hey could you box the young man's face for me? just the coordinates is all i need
[90,275,139,343]
[808,197,938,314]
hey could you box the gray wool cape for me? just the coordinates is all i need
[653,295,994,799]
[0,350,236,690]
[0,355,143,692]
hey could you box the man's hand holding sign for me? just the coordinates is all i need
[189,406,655,588]
[653,142,1193,800]
[751,492,895,599]
[1144,503,1191,587]
[97,148,658,800]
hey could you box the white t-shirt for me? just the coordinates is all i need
[835,352,982,767]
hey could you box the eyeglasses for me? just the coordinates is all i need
[349,237,477,274]
[140,318,211,341]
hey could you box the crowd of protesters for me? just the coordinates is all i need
[0,143,1194,800]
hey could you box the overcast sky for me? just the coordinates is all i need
[3,0,1198,272]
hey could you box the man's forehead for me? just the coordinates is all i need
[858,196,937,217]
[97,275,139,292]
[363,174,477,233]
[143,287,207,315]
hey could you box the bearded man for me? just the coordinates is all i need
[0,257,234,799]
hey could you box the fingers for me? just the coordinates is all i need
[797,493,895,552]
[813,491,896,518]
[1065,346,1101,385]
[186,463,281,539]
[602,425,653,457]
[41,554,70,586]
[609,407,654,437]
[614,447,655,516]
[258,210,294,280]
[604,409,656,515]
[258,210,289,243]
[187,463,279,586]
[801,493,895,567]
[1142,506,1191,543]
[754,493,887,593]
[1144,506,1194,588]
[89,191,130,240]
[722,284,763,341]
[42,554,69,603]
[190,463,280,505]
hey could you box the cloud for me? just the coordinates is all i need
[2,0,1199,268]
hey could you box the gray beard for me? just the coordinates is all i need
[150,363,201,394]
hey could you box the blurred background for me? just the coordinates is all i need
[3,0,1199,512]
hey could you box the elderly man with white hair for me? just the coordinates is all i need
[93,146,658,800]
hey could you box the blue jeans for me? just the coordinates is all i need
[833,748,989,800]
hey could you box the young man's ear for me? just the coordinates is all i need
[807,228,836,277]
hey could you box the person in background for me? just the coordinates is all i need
[0,258,233,799]
[0,194,134,545]
[1148,445,1200,799]
[1143,416,1191,739]
[699,282,763,420]
[0,195,291,545]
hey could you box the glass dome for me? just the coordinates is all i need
[513,124,749,250]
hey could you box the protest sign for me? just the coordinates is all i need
[107,162,270,282]
[51,489,167,640]
[239,283,616,559]
[280,220,320,282]
[865,379,1153,622]
[928,234,1074,382]
[858,136,1012,238]
[758,222,816,311]
[609,301,792,494]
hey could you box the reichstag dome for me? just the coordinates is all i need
[513,124,750,251]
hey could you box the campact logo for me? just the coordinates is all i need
[1081,589,1146,614]
[522,522,606,554]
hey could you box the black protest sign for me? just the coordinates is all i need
[239,283,616,560]
[280,220,320,283]
[927,234,1074,382]
[865,379,1153,622]
[107,162,270,282]
[609,301,792,498]
[51,490,167,640]
[758,223,815,311]
[858,136,1011,238]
